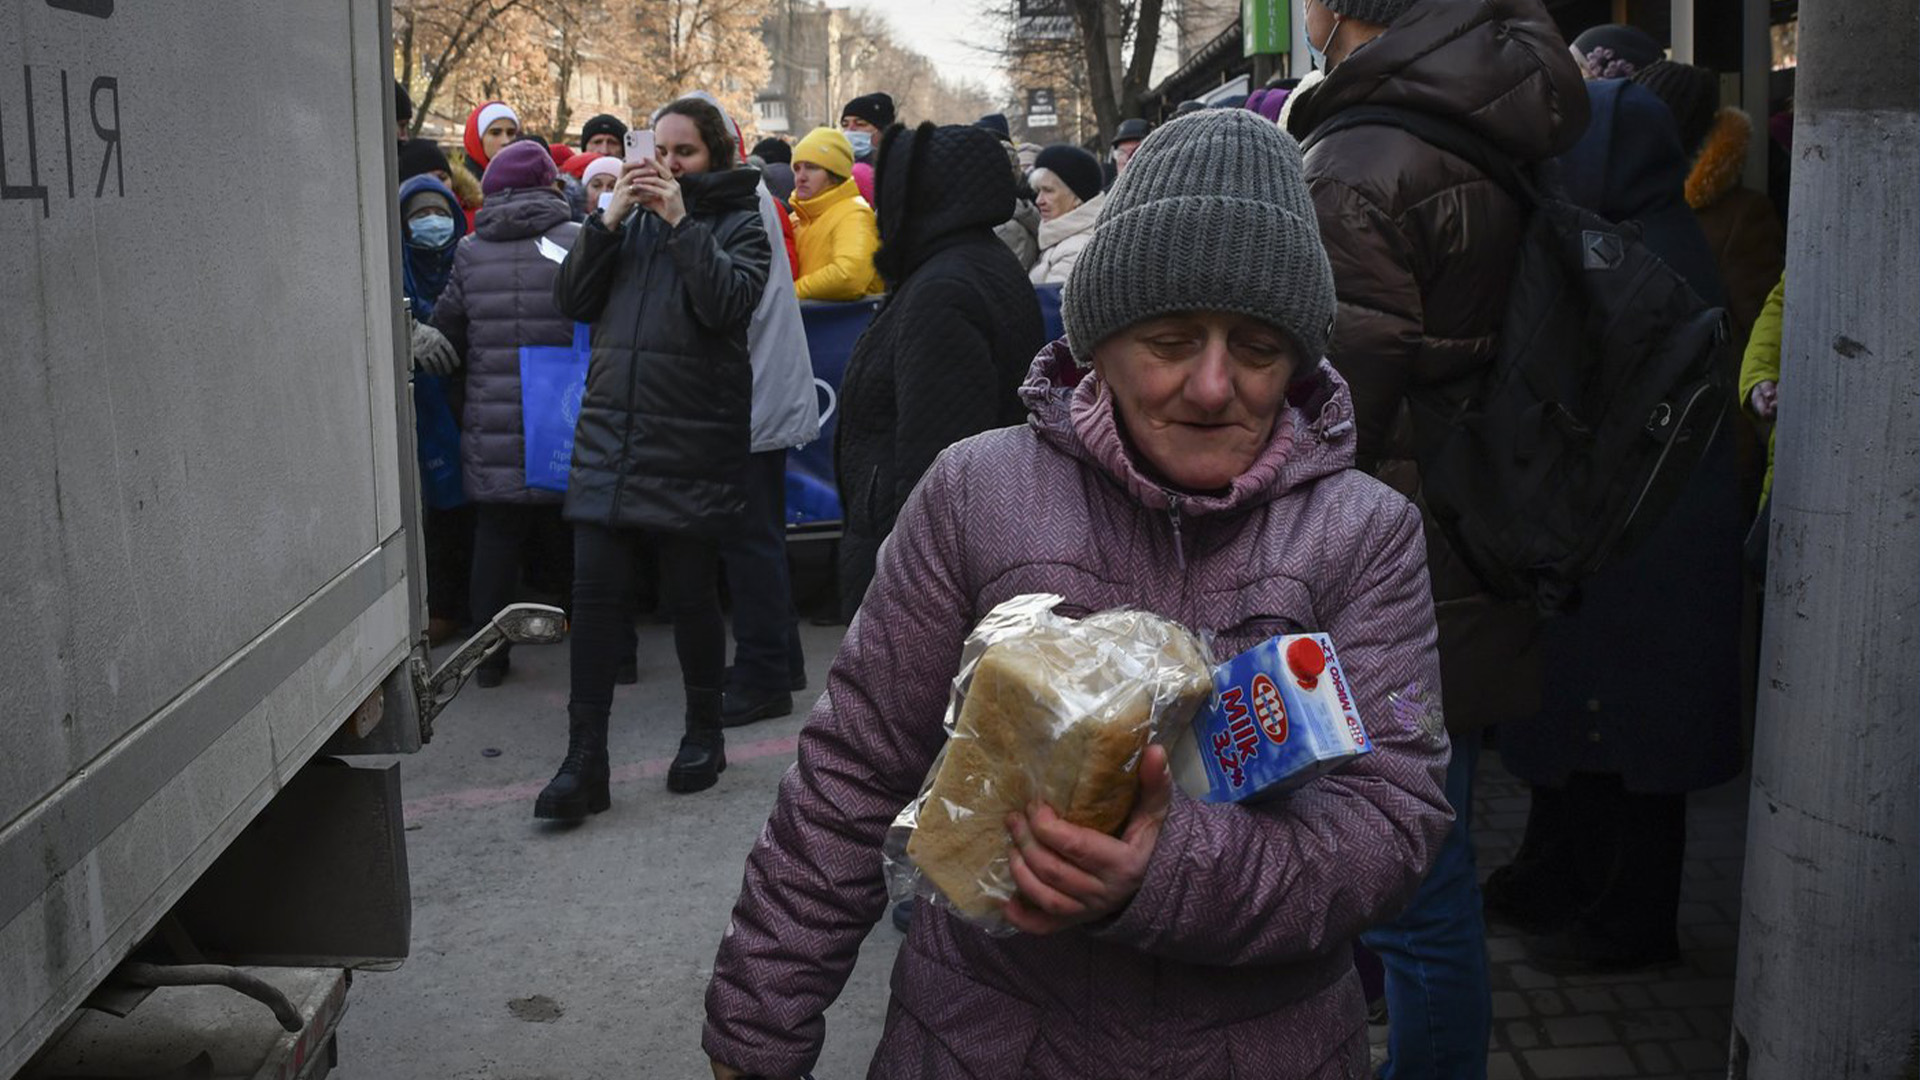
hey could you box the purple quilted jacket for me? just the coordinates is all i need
[705,341,1452,1079]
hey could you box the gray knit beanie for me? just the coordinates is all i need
[1318,0,1420,25]
[1062,108,1335,367]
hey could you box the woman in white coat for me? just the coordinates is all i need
[1028,144,1106,286]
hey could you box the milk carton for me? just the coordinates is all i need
[1169,633,1371,804]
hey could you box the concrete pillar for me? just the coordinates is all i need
[1728,2,1920,1077]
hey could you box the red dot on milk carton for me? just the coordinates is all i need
[1286,638,1327,690]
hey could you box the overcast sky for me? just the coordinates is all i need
[858,0,1013,99]
[849,0,1189,104]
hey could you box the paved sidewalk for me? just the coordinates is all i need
[337,618,1755,1079]
[1367,750,1749,1080]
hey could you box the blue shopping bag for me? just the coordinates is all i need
[413,373,466,509]
[520,322,592,493]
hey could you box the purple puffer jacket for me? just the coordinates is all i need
[705,341,1453,1079]
[431,186,581,504]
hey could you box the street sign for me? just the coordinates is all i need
[1026,87,1059,128]
[1019,0,1075,41]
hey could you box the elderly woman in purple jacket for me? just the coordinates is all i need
[705,110,1453,1080]
[430,139,582,688]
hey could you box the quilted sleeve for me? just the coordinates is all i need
[704,449,977,1078]
[1090,492,1453,967]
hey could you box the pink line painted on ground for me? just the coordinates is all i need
[402,733,800,820]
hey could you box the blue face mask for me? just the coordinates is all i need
[409,214,456,249]
[1307,10,1344,70]
[844,130,873,157]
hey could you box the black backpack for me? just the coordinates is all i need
[1303,105,1731,614]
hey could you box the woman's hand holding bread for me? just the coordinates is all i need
[1002,743,1174,935]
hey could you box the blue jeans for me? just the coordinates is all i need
[1360,735,1490,1080]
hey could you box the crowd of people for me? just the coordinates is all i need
[389,0,1797,1072]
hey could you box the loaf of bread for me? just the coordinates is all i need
[906,612,1212,924]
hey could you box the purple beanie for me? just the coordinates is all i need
[482,139,557,195]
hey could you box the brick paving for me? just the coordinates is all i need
[1368,749,1749,1080]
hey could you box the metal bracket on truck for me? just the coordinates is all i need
[22,966,353,1080]
[410,603,567,742]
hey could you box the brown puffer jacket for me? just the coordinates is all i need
[1284,0,1589,731]
[1685,107,1784,354]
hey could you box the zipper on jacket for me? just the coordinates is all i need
[1165,493,1188,570]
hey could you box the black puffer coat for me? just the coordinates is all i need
[1284,0,1589,731]
[834,123,1046,613]
[431,187,580,504]
[552,168,770,536]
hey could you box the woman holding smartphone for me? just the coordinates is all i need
[545,96,771,819]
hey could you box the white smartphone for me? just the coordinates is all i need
[624,129,656,165]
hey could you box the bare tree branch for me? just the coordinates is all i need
[974,0,1181,149]
[1123,0,1166,105]
[397,0,527,137]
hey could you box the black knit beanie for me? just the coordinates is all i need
[1634,60,1721,156]
[841,92,896,130]
[398,138,452,181]
[1033,144,1103,202]
[578,113,628,152]
[752,137,792,164]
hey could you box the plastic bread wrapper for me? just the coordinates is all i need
[882,593,1214,935]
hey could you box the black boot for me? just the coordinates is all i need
[1484,780,1610,934]
[667,687,727,794]
[1528,788,1687,973]
[721,686,793,728]
[534,706,610,820]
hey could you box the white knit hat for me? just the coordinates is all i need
[582,155,623,187]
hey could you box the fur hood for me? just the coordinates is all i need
[1685,106,1752,211]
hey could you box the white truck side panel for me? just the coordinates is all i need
[0,0,411,1072]
[1,570,407,1076]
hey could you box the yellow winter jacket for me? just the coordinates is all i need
[1739,273,1785,505]
[790,178,883,301]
